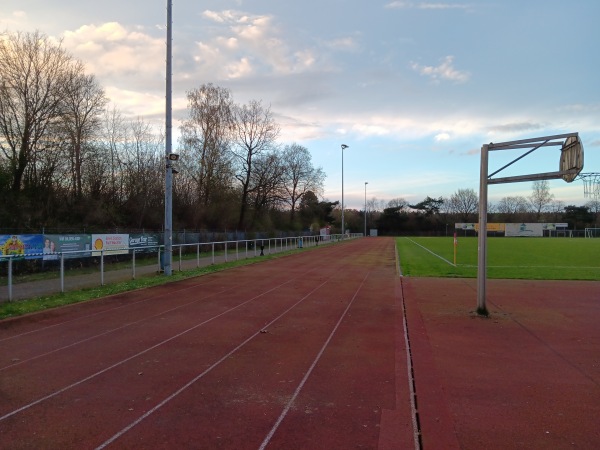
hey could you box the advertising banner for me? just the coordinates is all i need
[543,223,569,230]
[44,234,92,260]
[0,234,43,260]
[505,223,544,237]
[128,234,161,253]
[91,234,129,255]
[455,223,505,232]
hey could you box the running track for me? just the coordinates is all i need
[0,238,415,449]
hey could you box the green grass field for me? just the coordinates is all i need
[396,236,600,280]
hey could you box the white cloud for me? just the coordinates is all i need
[195,9,322,78]
[62,22,164,78]
[435,132,451,141]
[411,55,470,83]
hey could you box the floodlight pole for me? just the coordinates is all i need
[341,144,348,237]
[164,0,173,276]
[477,144,489,314]
[364,182,368,236]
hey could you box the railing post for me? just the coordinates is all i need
[179,245,182,271]
[7,257,13,302]
[60,253,65,292]
[100,250,105,286]
[132,250,136,280]
[197,243,200,267]
[212,243,215,264]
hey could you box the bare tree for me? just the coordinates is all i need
[281,143,325,223]
[386,197,409,210]
[121,117,164,227]
[496,196,529,214]
[101,105,127,202]
[0,31,74,194]
[59,69,108,198]
[249,151,285,225]
[180,84,234,209]
[448,188,478,221]
[529,180,554,220]
[231,100,279,228]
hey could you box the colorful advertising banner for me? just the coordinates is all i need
[44,234,92,260]
[455,223,505,232]
[128,234,161,253]
[91,234,129,256]
[0,234,43,260]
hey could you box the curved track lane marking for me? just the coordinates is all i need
[95,277,334,449]
[0,286,237,371]
[0,280,230,343]
[258,271,370,450]
[0,277,299,423]
[1,261,328,367]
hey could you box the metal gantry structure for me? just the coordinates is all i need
[477,133,583,314]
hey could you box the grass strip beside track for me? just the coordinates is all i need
[397,236,600,280]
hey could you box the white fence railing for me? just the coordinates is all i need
[1,233,362,302]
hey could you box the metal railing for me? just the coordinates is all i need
[1,233,362,302]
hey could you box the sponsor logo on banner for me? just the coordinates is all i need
[91,234,129,255]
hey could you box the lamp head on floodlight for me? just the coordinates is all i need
[341,144,348,150]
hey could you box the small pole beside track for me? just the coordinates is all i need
[100,250,105,286]
[8,256,13,301]
[60,253,65,292]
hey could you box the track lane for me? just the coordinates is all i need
[0,239,411,449]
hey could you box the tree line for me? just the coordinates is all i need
[0,31,329,234]
[360,182,600,235]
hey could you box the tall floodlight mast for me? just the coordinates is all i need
[164,0,174,275]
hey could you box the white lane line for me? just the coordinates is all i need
[258,271,370,450]
[0,286,238,372]
[95,277,333,450]
[0,278,298,423]
[405,237,455,267]
[0,280,225,343]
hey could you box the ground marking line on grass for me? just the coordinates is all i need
[404,237,455,267]
[457,264,600,269]
[95,276,336,450]
[0,286,240,372]
[258,271,371,450]
[0,278,227,343]
[0,276,303,423]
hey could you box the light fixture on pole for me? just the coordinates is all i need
[364,182,368,237]
[341,144,348,238]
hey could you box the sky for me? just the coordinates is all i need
[2,0,600,210]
